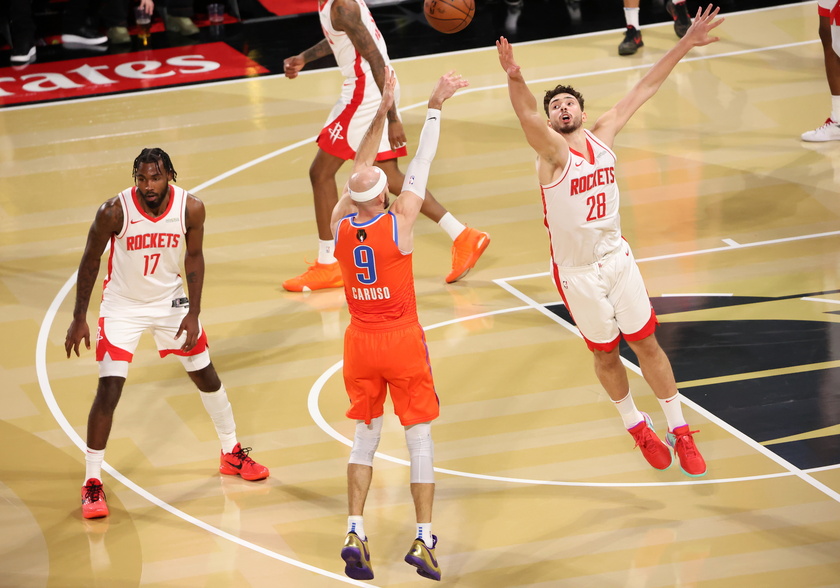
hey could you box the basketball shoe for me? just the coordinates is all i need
[282,261,343,292]
[618,26,643,56]
[81,478,109,519]
[666,1,692,38]
[446,227,490,283]
[341,531,374,580]
[666,425,707,477]
[801,118,840,142]
[405,534,441,581]
[628,413,672,470]
[220,443,270,481]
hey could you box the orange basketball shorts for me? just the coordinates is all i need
[343,322,439,426]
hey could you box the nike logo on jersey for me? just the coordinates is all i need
[130,219,144,224]
[575,161,583,167]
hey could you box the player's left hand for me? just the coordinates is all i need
[176,312,200,352]
[283,55,305,79]
[683,4,724,47]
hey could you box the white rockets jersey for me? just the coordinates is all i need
[540,129,622,268]
[319,0,391,82]
[100,185,188,316]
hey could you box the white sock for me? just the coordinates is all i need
[438,213,466,241]
[623,7,640,29]
[613,391,644,429]
[831,95,840,123]
[417,522,433,548]
[347,515,366,540]
[657,393,688,432]
[318,239,336,264]
[85,447,105,483]
[200,385,238,454]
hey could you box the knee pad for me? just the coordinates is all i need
[405,422,434,484]
[98,354,129,378]
[349,416,383,466]
[179,350,211,373]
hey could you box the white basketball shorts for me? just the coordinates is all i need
[553,240,657,352]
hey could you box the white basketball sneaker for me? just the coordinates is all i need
[801,118,840,142]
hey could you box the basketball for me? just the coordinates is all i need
[424,0,475,34]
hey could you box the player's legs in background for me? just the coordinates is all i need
[282,148,346,291]
[618,0,643,56]
[802,14,840,141]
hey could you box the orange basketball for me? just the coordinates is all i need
[424,0,475,34]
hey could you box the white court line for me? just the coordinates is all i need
[803,297,840,305]
[35,16,837,579]
[306,286,840,493]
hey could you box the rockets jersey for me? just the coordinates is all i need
[334,211,418,328]
[319,0,391,91]
[540,129,622,268]
[100,185,188,316]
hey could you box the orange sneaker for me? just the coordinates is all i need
[81,478,109,519]
[282,261,343,292]
[220,443,270,481]
[445,227,490,283]
[667,425,707,477]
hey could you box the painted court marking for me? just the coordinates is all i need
[34,14,838,582]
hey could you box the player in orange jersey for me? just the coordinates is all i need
[329,69,467,582]
[65,148,269,520]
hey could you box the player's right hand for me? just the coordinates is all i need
[65,318,91,358]
[496,37,522,79]
[283,55,305,79]
[429,70,469,108]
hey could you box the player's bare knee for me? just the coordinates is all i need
[349,416,383,467]
[405,422,434,484]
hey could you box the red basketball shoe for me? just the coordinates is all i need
[628,413,673,470]
[81,478,109,519]
[220,443,270,481]
[667,425,707,477]
[446,227,490,283]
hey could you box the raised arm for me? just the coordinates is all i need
[332,0,405,149]
[65,198,123,358]
[592,4,724,146]
[496,36,568,174]
[176,195,207,352]
[329,68,397,234]
[390,71,469,250]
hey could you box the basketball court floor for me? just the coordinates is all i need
[1,2,839,586]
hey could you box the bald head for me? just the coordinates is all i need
[349,166,388,203]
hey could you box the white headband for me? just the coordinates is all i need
[349,167,388,203]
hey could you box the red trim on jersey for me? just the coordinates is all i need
[95,317,134,362]
[102,234,116,297]
[568,137,595,165]
[159,328,209,358]
[130,184,175,223]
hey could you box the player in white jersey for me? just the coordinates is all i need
[497,6,725,478]
[801,0,840,141]
[65,148,269,520]
[281,0,489,291]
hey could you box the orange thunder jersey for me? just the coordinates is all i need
[334,211,417,327]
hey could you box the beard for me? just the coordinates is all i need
[551,117,582,135]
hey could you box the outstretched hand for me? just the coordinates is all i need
[428,71,469,109]
[378,67,397,113]
[683,4,724,47]
[496,36,522,79]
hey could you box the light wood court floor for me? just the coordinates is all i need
[2,3,840,586]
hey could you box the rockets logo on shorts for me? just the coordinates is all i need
[328,122,345,143]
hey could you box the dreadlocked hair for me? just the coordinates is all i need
[543,85,585,117]
[132,148,177,182]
